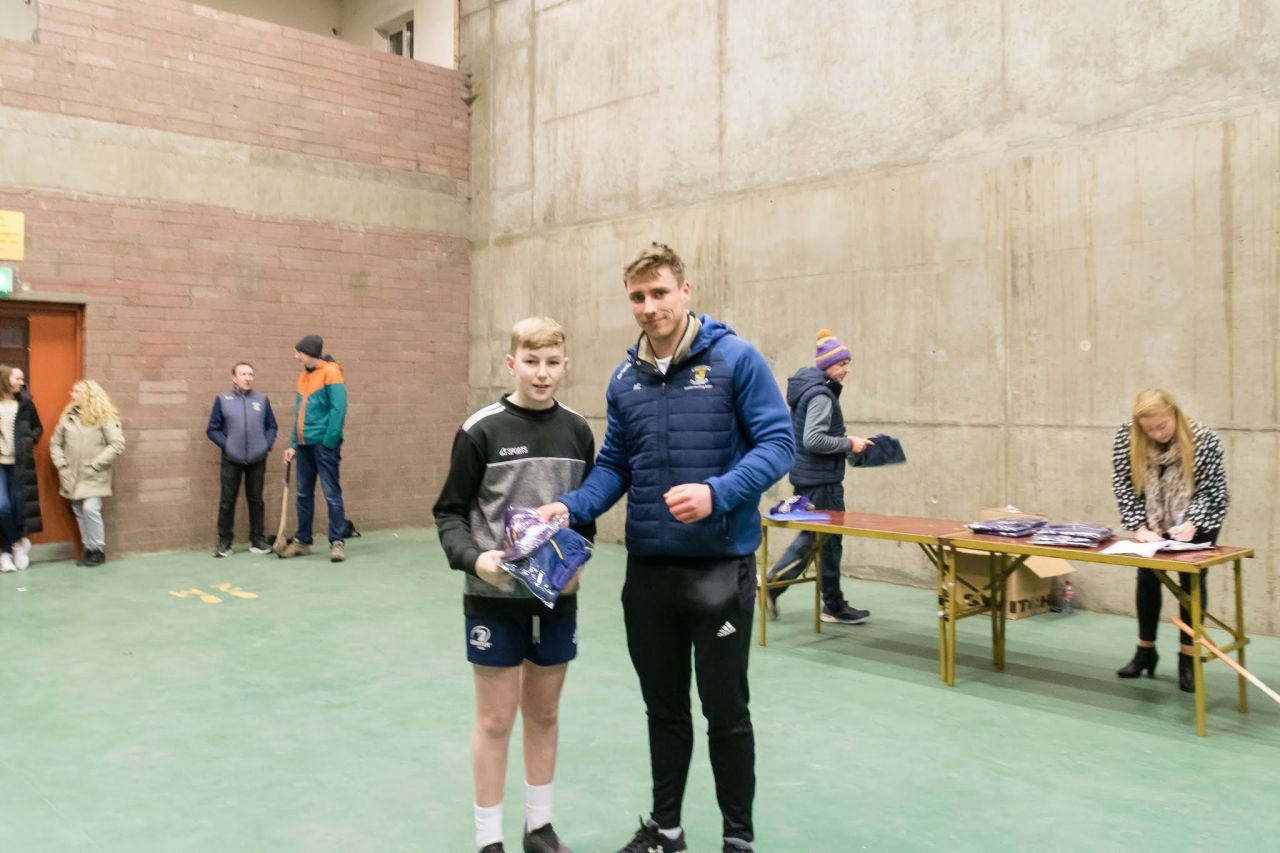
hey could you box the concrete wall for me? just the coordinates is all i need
[0,0,38,42]
[1,0,470,552]
[461,0,1280,634]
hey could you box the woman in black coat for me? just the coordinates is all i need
[8,366,43,570]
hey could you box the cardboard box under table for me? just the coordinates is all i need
[951,551,1073,620]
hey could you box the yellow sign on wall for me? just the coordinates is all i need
[0,211,24,262]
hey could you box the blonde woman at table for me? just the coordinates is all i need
[1111,389,1229,692]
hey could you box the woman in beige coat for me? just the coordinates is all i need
[50,380,125,566]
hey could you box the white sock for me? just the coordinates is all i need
[525,781,553,832]
[659,826,683,840]
[474,802,503,850]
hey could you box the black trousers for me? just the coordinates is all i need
[623,554,756,843]
[1135,527,1218,644]
[217,457,266,544]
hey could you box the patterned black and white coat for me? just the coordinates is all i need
[1110,421,1229,534]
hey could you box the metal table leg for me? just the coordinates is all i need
[1191,570,1207,737]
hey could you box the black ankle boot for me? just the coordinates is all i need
[1178,653,1195,692]
[1117,645,1158,678]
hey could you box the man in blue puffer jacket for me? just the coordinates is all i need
[206,362,277,557]
[541,243,793,853]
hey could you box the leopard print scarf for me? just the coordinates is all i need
[1144,442,1191,535]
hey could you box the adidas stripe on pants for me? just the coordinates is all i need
[622,554,756,845]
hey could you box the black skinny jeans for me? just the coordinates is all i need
[622,554,756,844]
[217,457,267,544]
[1135,527,1218,645]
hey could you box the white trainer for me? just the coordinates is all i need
[0,552,15,573]
[13,537,31,570]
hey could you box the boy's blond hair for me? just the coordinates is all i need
[509,317,567,354]
[623,242,685,286]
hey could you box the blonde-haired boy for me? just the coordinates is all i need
[433,317,595,853]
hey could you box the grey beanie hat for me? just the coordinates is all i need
[295,334,323,358]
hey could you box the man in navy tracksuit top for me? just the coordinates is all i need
[206,362,277,557]
[541,243,794,853]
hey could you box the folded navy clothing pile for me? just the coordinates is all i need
[966,517,1046,537]
[1029,523,1113,547]
[848,434,906,468]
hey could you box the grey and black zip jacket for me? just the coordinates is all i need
[433,395,596,617]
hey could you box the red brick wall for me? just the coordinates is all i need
[0,0,470,553]
[1,0,469,179]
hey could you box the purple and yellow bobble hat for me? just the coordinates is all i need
[815,328,850,370]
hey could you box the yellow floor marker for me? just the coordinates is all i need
[212,583,259,600]
[169,588,222,604]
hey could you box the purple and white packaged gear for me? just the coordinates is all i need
[502,526,593,608]
[765,495,829,522]
[499,506,593,607]
[1030,523,1113,547]
[501,506,561,561]
[966,518,1046,538]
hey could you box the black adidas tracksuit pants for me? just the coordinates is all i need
[623,554,756,843]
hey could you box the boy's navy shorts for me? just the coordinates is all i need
[465,609,577,668]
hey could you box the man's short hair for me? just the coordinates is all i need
[232,361,254,375]
[509,317,566,354]
[623,242,685,286]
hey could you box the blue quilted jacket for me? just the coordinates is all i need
[561,316,794,558]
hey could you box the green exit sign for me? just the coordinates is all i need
[0,267,12,298]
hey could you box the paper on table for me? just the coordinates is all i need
[1100,539,1213,558]
[1159,540,1213,552]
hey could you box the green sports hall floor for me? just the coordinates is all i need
[2,529,1277,853]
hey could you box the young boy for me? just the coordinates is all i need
[433,317,595,853]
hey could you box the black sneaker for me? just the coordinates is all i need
[821,603,870,624]
[75,548,91,566]
[723,838,754,852]
[249,540,272,555]
[479,844,505,853]
[765,589,780,620]
[84,549,107,567]
[214,541,233,558]
[618,818,686,853]
[524,822,571,852]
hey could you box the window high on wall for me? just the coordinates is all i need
[191,1,458,69]
[380,14,414,58]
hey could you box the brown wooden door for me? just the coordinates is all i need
[0,303,83,549]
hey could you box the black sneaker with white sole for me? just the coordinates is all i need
[617,818,686,853]
[821,603,870,624]
[249,540,272,555]
[213,541,233,558]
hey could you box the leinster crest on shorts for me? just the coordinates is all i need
[469,625,493,651]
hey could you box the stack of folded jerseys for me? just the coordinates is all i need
[965,517,1046,538]
[1029,523,1113,547]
